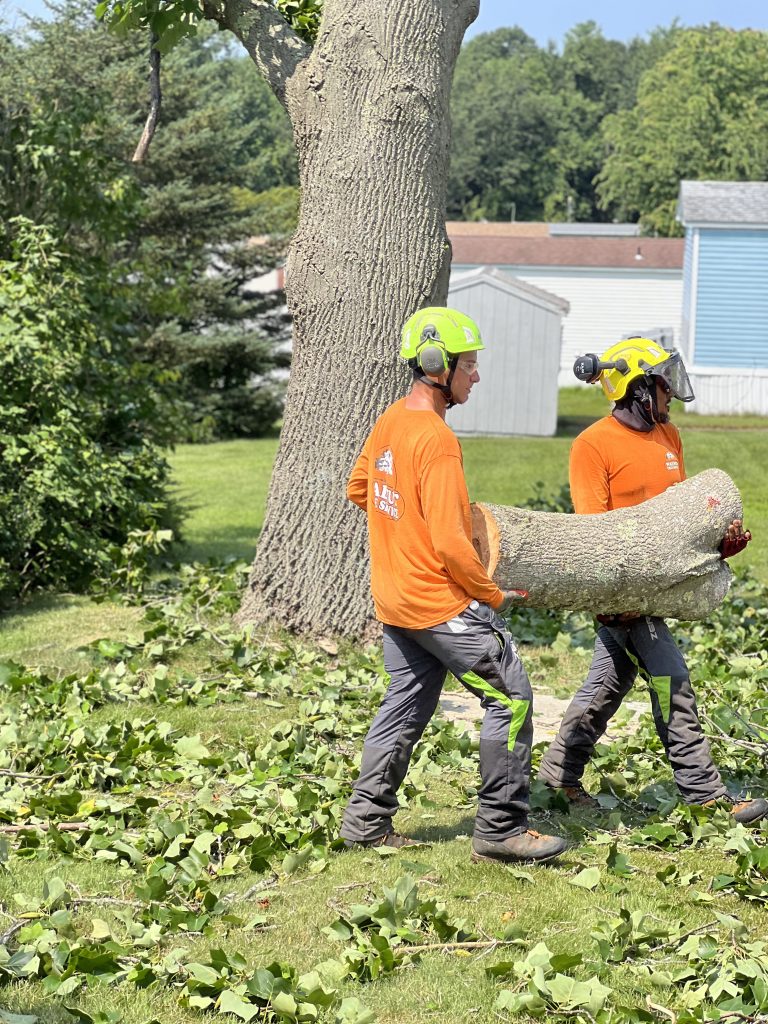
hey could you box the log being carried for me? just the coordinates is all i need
[471,467,740,621]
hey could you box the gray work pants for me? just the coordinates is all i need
[340,601,533,843]
[538,616,727,805]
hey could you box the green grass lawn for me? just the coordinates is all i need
[0,391,767,1023]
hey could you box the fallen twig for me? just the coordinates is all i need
[0,821,92,834]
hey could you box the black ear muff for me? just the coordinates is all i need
[573,353,630,383]
[416,326,449,376]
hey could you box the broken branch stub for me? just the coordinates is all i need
[471,469,740,620]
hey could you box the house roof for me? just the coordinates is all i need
[677,180,768,225]
[449,233,684,270]
[447,221,549,237]
[450,266,570,315]
[446,221,641,238]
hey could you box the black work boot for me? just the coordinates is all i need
[343,832,428,850]
[471,829,567,865]
[703,795,768,825]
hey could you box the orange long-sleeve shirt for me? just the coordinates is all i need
[348,398,504,628]
[569,415,686,515]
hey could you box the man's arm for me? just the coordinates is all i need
[421,454,505,608]
[346,441,370,510]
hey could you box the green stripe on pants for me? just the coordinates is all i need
[462,669,529,750]
[625,649,671,725]
[647,674,671,724]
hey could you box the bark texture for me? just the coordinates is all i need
[214,0,479,636]
[471,469,740,621]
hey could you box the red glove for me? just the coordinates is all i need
[720,535,750,559]
[596,611,641,626]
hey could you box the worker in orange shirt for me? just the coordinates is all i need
[538,338,767,824]
[340,308,567,864]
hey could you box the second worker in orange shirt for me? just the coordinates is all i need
[340,307,567,864]
[538,338,766,825]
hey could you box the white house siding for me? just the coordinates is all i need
[454,265,683,388]
[680,229,697,361]
[684,367,768,416]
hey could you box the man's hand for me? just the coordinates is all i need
[720,519,751,560]
[596,611,641,626]
[498,589,529,613]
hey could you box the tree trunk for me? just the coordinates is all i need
[471,469,739,621]
[235,0,480,636]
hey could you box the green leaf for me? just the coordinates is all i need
[495,989,548,1015]
[217,990,258,1021]
[271,991,298,1016]
[175,735,211,760]
[547,973,612,1014]
[606,843,634,876]
[333,998,377,1024]
[186,962,222,986]
[568,866,601,890]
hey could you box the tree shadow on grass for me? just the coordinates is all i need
[172,527,262,565]
[556,413,599,440]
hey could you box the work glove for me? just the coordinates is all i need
[720,519,751,560]
[498,589,528,613]
[596,611,641,626]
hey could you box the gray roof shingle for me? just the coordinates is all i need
[677,180,768,225]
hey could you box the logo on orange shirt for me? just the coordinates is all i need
[373,448,404,520]
[375,448,394,475]
[665,450,679,471]
[373,480,403,520]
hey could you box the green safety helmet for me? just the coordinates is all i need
[400,307,484,376]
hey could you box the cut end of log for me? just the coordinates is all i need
[471,502,500,577]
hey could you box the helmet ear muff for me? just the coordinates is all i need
[416,326,449,376]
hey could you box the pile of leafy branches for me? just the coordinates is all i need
[0,562,766,1021]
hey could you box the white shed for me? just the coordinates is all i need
[447,266,569,437]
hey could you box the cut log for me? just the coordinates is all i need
[471,469,740,620]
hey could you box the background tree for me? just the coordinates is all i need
[597,26,768,234]
[3,0,297,440]
[100,0,481,637]
[447,22,676,224]
[544,22,678,221]
[447,28,560,221]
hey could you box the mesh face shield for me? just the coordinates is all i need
[652,352,695,402]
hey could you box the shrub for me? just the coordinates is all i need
[0,220,180,603]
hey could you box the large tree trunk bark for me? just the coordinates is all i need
[235,0,479,636]
[471,469,740,621]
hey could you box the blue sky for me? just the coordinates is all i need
[3,0,768,45]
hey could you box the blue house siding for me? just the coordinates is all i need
[694,229,768,368]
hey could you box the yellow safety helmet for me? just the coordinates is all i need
[574,338,694,403]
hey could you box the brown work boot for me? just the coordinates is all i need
[703,795,768,825]
[471,829,567,865]
[343,832,427,850]
[545,783,600,809]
